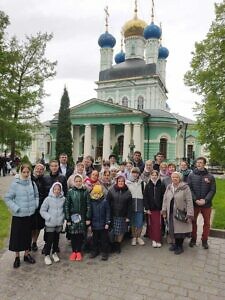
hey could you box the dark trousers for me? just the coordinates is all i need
[92,229,109,254]
[175,238,184,248]
[71,233,84,252]
[192,207,211,241]
[45,231,60,255]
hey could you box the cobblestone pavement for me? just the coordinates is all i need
[1,176,225,300]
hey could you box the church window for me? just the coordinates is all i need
[187,145,194,159]
[107,98,113,103]
[159,138,167,158]
[118,135,124,156]
[47,142,51,155]
[122,96,128,107]
[137,96,144,110]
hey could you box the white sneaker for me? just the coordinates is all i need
[131,238,137,246]
[152,240,157,248]
[45,255,52,265]
[52,252,60,262]
[137,237,145,246]
[156,242,162,248]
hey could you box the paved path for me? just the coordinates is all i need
[1,176,225,300]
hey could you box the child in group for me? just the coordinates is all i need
[143,170,166,248]
[40,182,65,265]
[89,184,110,261]
[117,162,127,178]
[65,174,91,261]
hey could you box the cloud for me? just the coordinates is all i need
[1,0,221,121]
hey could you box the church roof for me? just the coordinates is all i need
[172,113,195,124]
[143,109,194,125]
[99,59,156,81]
[143,109,176,119]
[51,98,149,124]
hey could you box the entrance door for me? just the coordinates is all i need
[96,139,103,160]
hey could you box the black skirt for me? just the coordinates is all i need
[31,210,45,230]
[9,216,33,252]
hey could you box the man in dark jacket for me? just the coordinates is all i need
[188,157,216,249]
[131,151,145,173]
[153,152,165,172]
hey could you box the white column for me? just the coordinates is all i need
[133,123,142,153]
[123,123,131,161]
[102,123,111,161]
[84,124,92,156]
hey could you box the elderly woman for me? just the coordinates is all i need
[107,174,132,253]
[162,172,194,255]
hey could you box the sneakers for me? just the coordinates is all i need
[24,254,35,264]
[69,252,77,261]
[31,242,38,252]
[45,255,52,265]
[52,252,60,262]
[131,238,137,246]
[152,240,157,248]
[189,239,196,248]
[156,242,162,248]
[202,240,209,249]
[76,252,82,261]
[137,237,145,246]
[13,257,20,268]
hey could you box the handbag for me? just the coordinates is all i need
[174,208,187,223]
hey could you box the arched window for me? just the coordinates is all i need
[159,138,167,158]
[122,96,128,107]
[107,98,113,103]
[137,96,144,110]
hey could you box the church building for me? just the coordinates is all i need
[26,2,203,164]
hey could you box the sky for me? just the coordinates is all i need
[1,0,221,121]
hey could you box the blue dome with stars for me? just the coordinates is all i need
[158,46,169,59]
[143,22,162,39]
[114,51,125,64]
[98,31,116,48]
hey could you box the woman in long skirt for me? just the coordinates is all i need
[144,170,166,248]
[4,164,39,268]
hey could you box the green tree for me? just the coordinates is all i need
[55,87,73,165]
[184,1,225,164]
[0,12,57,158]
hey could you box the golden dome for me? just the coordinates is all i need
[123,16,147,38]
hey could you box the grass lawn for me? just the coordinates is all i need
[0,199,11,250]
[212,178,225,229]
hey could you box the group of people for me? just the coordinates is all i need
[0,155,14,176]
[4,151,216,269]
